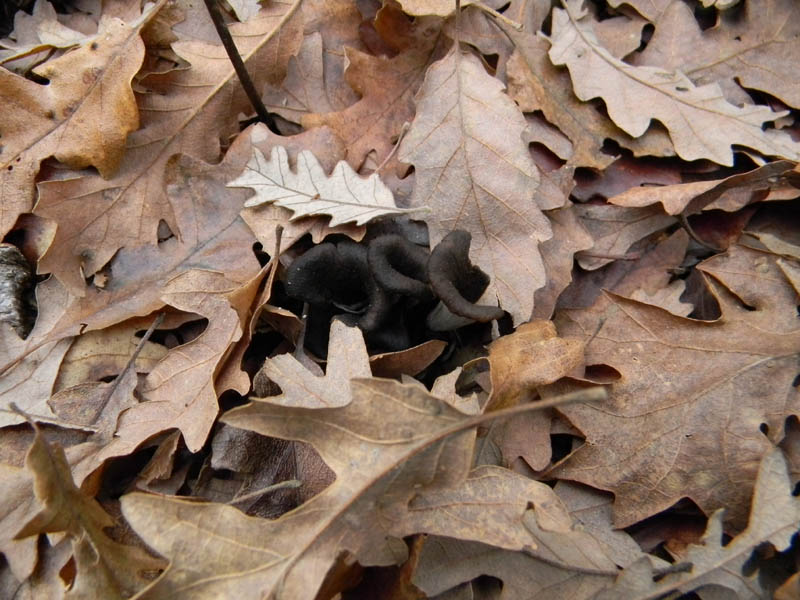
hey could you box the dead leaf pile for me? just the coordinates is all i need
[0,0,799,598]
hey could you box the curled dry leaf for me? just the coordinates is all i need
[487,320,584,411]
[397,0,479,17]
[574,203,676,270]
[369,339,447,379]
[237,124,367,253]
[398,45,552,324]
[413,536,612,599]
[225,0,261,22]
[104,267,263,456]
[609,160,800,215]
[229,145,415,226]
[0,0,91,70]
[548,0,800,166]
[532,203,594,319]
[506,34,674,170]
[0,134,262,427]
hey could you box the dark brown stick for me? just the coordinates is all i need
[203,0,281,134]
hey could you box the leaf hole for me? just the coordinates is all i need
[600,138,622,157]
[251,241,270,266]
[156,219,174,243]
[550,433,579,463]
[638,23,654,51]
[692,4,717,30]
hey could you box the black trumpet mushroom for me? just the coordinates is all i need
[284,229,504,353]
[426,230,505,323]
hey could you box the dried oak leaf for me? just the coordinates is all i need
[120,382,602,599]
[574,203,676,270]
[0,135,262,424]
[300,41,444,168]
[0,322,72,427]
[411,470,653,598]
[487,320,584,411]
[609,160,800,215]
[369,339,446,379]
[396,0,479,16]
[398,45,552,324]
[53,319,167,392]
[121,378,476,599]
[548,0,800,166]
[0,0,92,71]
[261,32,340,127]
[228,145,414,226]
[606,0,667,21]
[532,203,594,319]
[593,449,800,599]
[637,0,800,109]
[506,34,673,170]
[34,2,302,294]
[0,4,158,238]
[261,0,381,126]
[550,244,800,528]
[98,266,265,460]
[237,124,367,254]
[412,536,613,600]
[225,0,261,22]
[0,463,39,580]
[254,319,371,408]
[14,424,165,599]
[560,229,691,314]
[299,0,368,110]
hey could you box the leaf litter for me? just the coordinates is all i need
[0,0,800,598]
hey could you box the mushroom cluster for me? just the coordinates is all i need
[284,229,504,354]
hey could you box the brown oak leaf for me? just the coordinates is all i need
[550,244,800,527]
[398,45,552,324]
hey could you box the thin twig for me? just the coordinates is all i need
[203,0,281,134]
[578,250,643,261]
[230,479,302,505]
[473,1,523,30]
[91,313,165,424]
[4,403,97,432]
[375,122,410,174]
